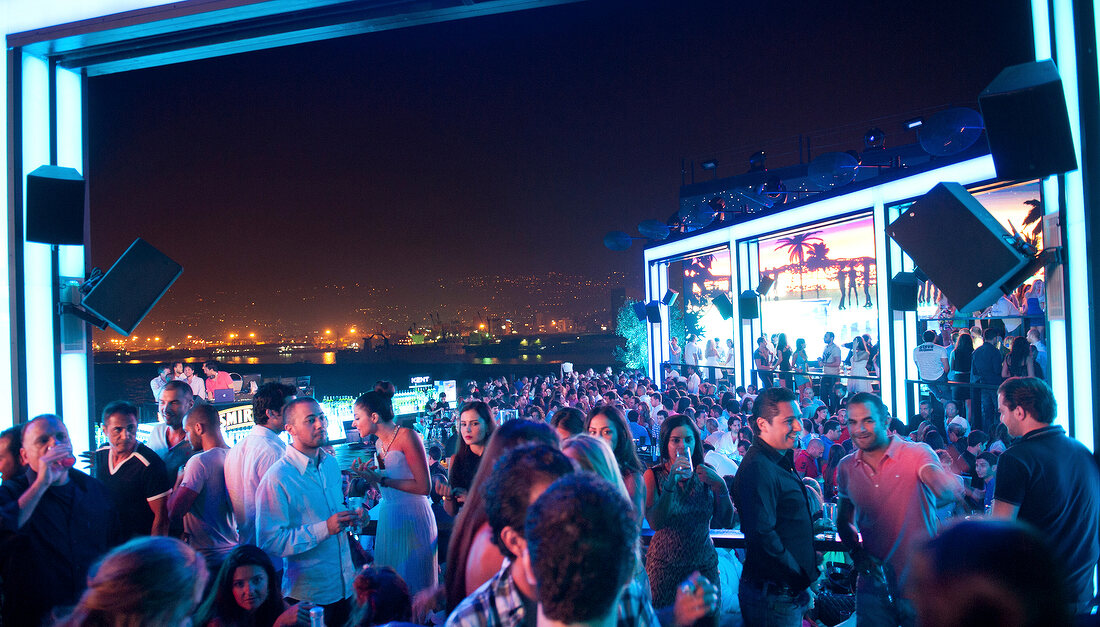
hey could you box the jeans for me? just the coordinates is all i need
[973,387,999,432]
[855,573,915,627]
[738,579,809,627]
[819,376,838,412]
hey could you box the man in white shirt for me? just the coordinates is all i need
[684,336,700,367]
[913,330,950,400]
[147,381,196,481]
[224,382,296,573]
[168,403,238,574]
[149,364,172,401]
[181,364,206,400]
[256,398,357,625]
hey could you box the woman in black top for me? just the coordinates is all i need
[1002,336,1037,379]
[440,400,496,516]
[776,333,793,389]
[950,332,974,418]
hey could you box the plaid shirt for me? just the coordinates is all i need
[446,560,660,627]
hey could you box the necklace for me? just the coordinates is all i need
[378,425,401,457]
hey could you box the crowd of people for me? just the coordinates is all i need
[0,357,1095,627]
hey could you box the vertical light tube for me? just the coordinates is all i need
[56,65,90,454]
[21,52,56,418]
[0,51,11,428]
[1052,0,1093,448]
[872,192,893,411]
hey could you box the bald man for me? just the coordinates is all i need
[0,415,118,626]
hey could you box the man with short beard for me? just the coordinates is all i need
[147,380,196,481]
[837,393,961,627]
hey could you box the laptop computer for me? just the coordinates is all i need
[212,389,234,403]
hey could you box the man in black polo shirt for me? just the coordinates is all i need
[95,400,172,539]
[992,377,1100,616]
[733,387,818,627]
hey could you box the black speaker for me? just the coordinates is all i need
[737,290,758,319]
[632,302,648,322]
[81,238,183,336]
[887,183,1029,312]
[890,272,920,311]
[26,165,84,245]
[979,60,1078,180]
[712,293,733,320]
[756,275,775,296]
[644,301,662,324]
[661,289,679,307]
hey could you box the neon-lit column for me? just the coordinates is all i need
[872,193,893,412]
[56,65,92,454]
[21,52,57,419]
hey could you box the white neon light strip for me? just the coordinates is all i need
[871,192,893,411]
[56,67,85,278]
[1031,0,1052,61]
[1051,0,1092,448]
[56,65,91,452]
[0,42,10,427]
[22,52,57,418]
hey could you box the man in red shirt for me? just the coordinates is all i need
[794,437,824,479]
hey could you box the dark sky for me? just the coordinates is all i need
[86,0,1032,339]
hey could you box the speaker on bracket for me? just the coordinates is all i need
[27,165,84,245]
[979,59,1078,180]
[889,272,922,311]
[712,293,733,320]
[81,238,183,336]
[756,274,775,296]
[887,182,1029,312]
[632,301,648,322]
[737,290,759,319]
[661,289,679,307]
[644,301,662,324]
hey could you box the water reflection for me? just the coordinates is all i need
[323,352,336,365]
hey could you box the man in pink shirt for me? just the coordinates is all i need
[793,438,823,480]
[202,360,233,400]
[837,392,962,627]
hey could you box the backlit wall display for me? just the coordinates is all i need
[756,215,879,352]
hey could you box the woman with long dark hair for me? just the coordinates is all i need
[847,336,873,394]
[792,338,811,397]
[1001,336,1036,379]
[443,420,559,611]
[642,414,733,616]
[195,545,289,627]
[950,332,975,418]
[585,405,647,518]
[776,333,793,389]
[352,388,437,595]
[438,401,496,517]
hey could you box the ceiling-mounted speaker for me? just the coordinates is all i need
[661,289,679,307]
[712,293,733,320]
[632,301,648,322]
[979,60,1077,180]
[887,183,1029,312]
[737,290,758,319]
[27,165,84,245]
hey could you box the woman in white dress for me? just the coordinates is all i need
[352,388,438,594]
[704,339,720,380]
[848,336,874,395]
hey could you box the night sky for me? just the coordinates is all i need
[86,0,1032,340]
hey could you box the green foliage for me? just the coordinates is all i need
[613,302,688,369]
